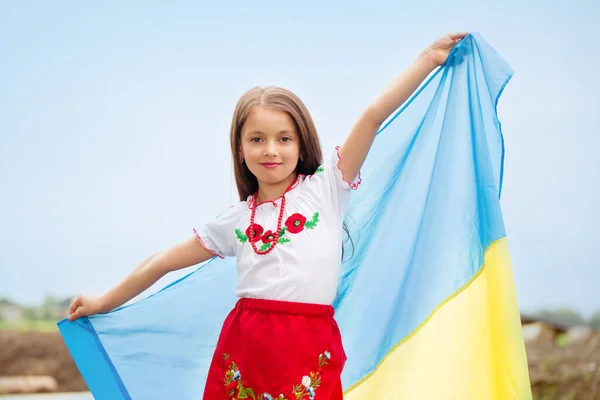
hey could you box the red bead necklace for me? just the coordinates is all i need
[248,178,297,255]
[248,193,286,255]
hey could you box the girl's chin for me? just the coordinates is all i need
[255,171,297,186]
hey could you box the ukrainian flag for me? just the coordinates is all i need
[336,32,532,399]
[58,33,532,399]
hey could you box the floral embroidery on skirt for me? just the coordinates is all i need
[223,351,332,400]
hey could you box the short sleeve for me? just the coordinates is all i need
[325,146,362,191]
[305,146,362,219]
[193,203,244,259]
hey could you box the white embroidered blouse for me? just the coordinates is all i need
[194,147,361,305]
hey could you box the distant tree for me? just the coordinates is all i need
[589,311,600,331]
[534,308,586,327]
[40,295,58,320]
[22,307,38,321]
[58,297,73,309]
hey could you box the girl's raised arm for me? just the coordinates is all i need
[337,32,467,182]
[68,236,214,321]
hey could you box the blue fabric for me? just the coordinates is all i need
[58,32,514,399]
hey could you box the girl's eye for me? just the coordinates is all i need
[281,137,292,142]
[250,137,261,143]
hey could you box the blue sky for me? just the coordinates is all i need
[1,1,598,317]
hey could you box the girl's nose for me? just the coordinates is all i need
[264,141,277,156]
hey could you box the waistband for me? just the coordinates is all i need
[236,297,334,317]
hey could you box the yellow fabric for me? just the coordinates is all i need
[344,238,532,400]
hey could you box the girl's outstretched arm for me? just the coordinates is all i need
[67,236,215,321]
[337,32,467,182]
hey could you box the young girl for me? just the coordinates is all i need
[68,32,466,399]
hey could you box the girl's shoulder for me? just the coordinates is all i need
[299,146,362,192]
[214,200,250,220]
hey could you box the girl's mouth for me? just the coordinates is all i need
[260,163,281,169]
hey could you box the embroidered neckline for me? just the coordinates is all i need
[247,175,304,210]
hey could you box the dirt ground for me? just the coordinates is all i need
[527,337,600,400]
[0,330,86,393]
[1,330,600,398]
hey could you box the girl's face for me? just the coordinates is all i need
[239,106,301,193]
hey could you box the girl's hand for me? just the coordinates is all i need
[421,32,469,68]
[68,295,106,321]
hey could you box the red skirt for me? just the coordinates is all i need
[203,298,346,399]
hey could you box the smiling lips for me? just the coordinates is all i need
[260,162,282,169]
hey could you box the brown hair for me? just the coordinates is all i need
[229,86,323,201]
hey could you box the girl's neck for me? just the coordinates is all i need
[255,173,298,204]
